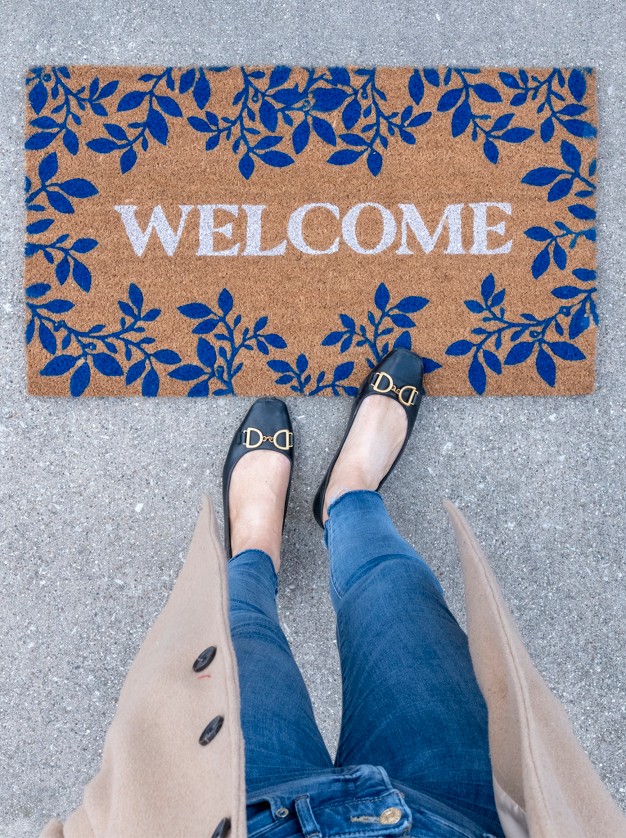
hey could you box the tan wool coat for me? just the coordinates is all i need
[40,493,626,838]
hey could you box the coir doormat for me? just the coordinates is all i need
[23,65,598,397]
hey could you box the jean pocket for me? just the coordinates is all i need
[247,797,276,837]
[247,797,300,838]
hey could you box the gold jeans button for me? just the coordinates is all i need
[379,806,403,824]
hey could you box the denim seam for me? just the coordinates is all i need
[332,554,447,609]
[329,538,343,606]
[412,809,480,837]
[293,795,411,838]
[326,502,342,605]
[252,767,393,801]
[247,821,283,838]
[294,789,400,810]
[229,548,279,595]
[327,488,382,518]
[326,489,382,604]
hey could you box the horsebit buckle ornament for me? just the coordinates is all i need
[242,427,294,450]
[371,371,419,407]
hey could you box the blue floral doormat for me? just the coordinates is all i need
[23,65,598,397]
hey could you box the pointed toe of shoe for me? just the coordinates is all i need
[222,397,294,560]
[312,349,424,529]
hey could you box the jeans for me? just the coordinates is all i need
[228,489,505,838]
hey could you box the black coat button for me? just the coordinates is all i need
[211,816,231,837]
[193,645,217,672]
[199,714,224,745]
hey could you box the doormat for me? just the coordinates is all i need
[23,65,598,397]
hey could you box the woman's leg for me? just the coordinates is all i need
[228,548,334,796]
[323,488,504,836]
[315,391,503,833]
[227,441,333,796]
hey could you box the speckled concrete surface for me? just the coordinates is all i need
[1,1,625,835]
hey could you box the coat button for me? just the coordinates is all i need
[379,807,403,824]
[193,645,217,672]
[210,816,231,837]
[199,715,224,745]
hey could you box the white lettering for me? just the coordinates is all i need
[469,202,512,254]
[197,205,240,256]
[113,204,193,256]
[287,203,340,254]
[396,203,465,254]
[113,202,514,257]
[242,205,287,255]
[342,202,397,255]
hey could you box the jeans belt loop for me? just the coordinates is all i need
[294,793,322,837]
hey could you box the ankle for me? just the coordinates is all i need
[230,530,281,573]
[323,467,373,523]
[228,450,289,572]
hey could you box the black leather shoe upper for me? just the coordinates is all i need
[222,397,294,560]
[312,348,424,529]
[355,347,424,462]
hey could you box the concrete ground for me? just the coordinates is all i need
[1,1,625,834]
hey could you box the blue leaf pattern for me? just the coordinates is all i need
[24,65,597,395]
[264,281,440,395]
[444,272,596,392]
[26,283,181,397]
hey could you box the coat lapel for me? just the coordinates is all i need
[443,499,626,838]
[40,494,247,838]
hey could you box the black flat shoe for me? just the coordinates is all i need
[312,348,424,529]
[222,397,294,560]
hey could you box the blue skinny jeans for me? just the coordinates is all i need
[228,489,505,838]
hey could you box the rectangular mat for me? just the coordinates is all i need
[23,65,598,397]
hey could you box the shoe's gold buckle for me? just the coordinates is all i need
[371,371,418,407]
[242,427,293,450]
[271,429,294,450]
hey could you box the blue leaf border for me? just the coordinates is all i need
[445,269,597,392]
[25,278,440,397]
[24,65,598,395]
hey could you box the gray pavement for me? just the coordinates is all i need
[1,1,625,834]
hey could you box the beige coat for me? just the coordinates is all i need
[40,493,626,838]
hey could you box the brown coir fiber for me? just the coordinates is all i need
[23,65,598,397]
